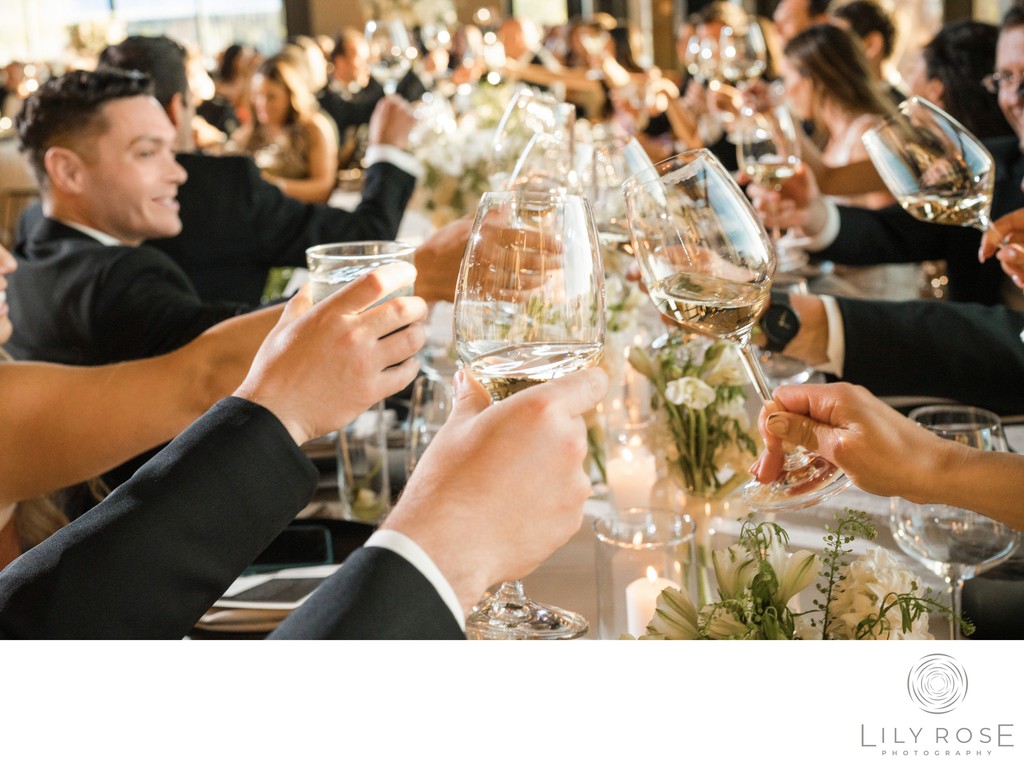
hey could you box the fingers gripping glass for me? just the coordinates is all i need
[453,190,606,638]
[623,149,851,512]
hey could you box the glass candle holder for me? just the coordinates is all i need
[593,508,697,639]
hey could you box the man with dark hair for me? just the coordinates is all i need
[8,67,272,366]
[830,0,904,106]
[773,0,831,44]
[84,34,421,306]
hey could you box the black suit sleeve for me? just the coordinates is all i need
[0,398,318,639]
[835,297,1024,415]
[269,546,465,639]
[92,247,249,357]
[817,204,1005,305]
[230,159,416,269]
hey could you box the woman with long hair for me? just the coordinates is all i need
[781,22,896,210]
[230,53,339,204]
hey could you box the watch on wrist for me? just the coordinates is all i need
[759,290,801,354]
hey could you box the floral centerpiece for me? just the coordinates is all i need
[635,509,969,640]
[627,332,757,499]
[409,82,520,226]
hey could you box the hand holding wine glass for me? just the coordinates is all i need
[862,97,994,231]
[736,104,801,244]
[454,189,605,638]
[624,149,851,511]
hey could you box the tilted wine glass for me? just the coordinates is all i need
[861,96,994,231]
[487,87,562,191]
[889,405,1020,639]
[623,149,851,512]
[453,190,606,639]
[735,103,801,245]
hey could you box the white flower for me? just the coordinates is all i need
[775,550,819,606]
[702,607,751,639]
[715,395,750,428]
[711,544,756,600]
[647,586,701,639]
[827,548,933,640]
[665,376,716,410]
[702,343,747,386]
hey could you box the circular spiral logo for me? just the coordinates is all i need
[907,654,968,714]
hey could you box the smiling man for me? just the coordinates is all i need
[7,68,271,366]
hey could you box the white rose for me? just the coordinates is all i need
[703,343,747,386]
[665,376,716,410]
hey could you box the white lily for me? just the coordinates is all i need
[776,550,819,606]
[647,586,702,639]
[711,544,756,600]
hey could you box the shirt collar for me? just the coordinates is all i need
[54,218,124,246]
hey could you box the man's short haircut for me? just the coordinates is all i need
[831,0,896,60]
[15,68,154,186]
[98,35,189,109]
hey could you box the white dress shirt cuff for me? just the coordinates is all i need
[365,529,465,629]
[814,294,846,377]
[364,144,424,180]
[802,198,841,252]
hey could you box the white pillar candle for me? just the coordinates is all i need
[606,446,656,510]
[625,566,676,637]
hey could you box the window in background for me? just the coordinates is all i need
[510,0,568,30]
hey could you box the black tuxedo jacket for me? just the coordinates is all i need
[816,135,1024,306]
[0,398,464,639]
[317,80,385,143]
[148,153,416,305]
[834,296,1024,416]
[7,218,250,365]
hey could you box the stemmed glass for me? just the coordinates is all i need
[736,104,801,245]
[890,405,1020,639]
[365,18,414,95]
[623,149,851,512]
[487,87,562,191]
[861,97,994,231]
[719,19,767,88]
[454,190,606,638]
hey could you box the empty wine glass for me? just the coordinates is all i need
[454,190,606,638]
[365,18,414,95]
[719,19,767,88]
[623,149,851,512]
[890,405,1020,639]
[861,96,994,231]
[406,373,453,476]
[488,87,562,191]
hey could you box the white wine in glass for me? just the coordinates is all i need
[454,190,606,638]
[624,149,850,512]
[862,96,994,231]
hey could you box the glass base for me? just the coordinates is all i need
[743,453,852,512]
[465,592,589,640]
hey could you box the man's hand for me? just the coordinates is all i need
[384,367,609,614]
[980,207,1024,289]
[235,262,427,444]
[367,95,417,151]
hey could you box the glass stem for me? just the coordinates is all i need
[736,336,775,405]
[493,580,527,611]
[770,187,782,242]
[950,574,965,640]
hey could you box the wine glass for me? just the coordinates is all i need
[736,104,801,245]
[861,96,994,232]
[890,405,1020,639]
[487,87,562,191]
[365,18,414,95]
[719,19,767,88]
[453,190,606,639]
[623,149,851,512]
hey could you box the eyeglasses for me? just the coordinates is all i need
[982,70,1024,94]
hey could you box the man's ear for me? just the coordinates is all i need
[166,92,185,128]
[43,146,87,195]
[861,31,885,63]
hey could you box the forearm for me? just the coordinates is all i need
[0,306,281,506]
[918,447,1024,533]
